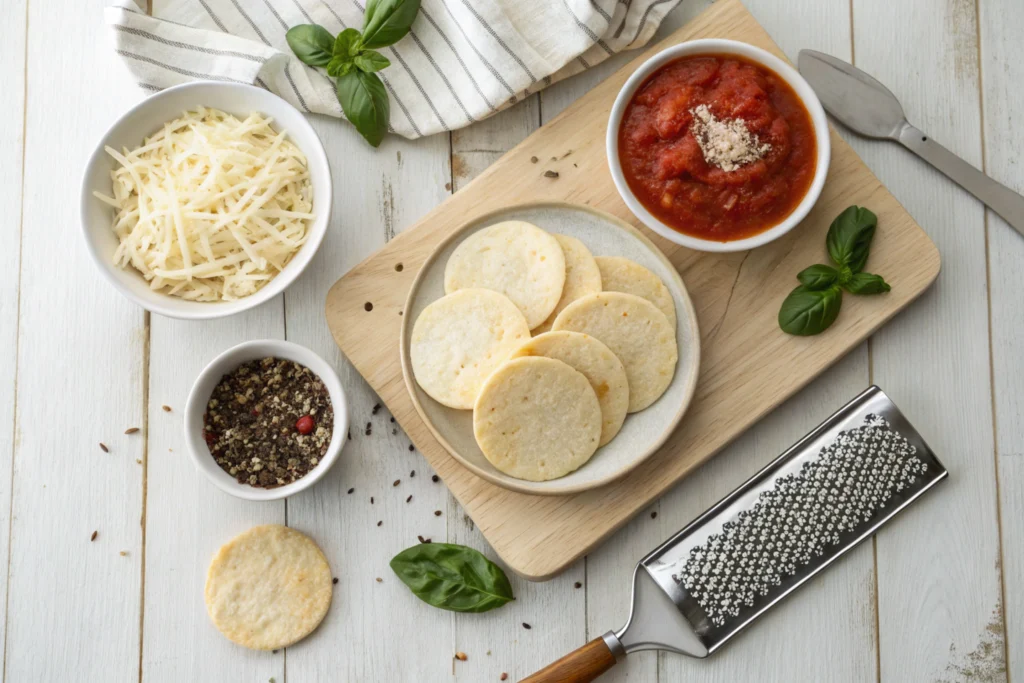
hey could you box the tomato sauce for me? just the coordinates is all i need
[618,54,817,242]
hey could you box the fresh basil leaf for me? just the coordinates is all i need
[844,272,891,295]
[390,542,514,613]
[336,69,390,147]
[826,205,877,273]
[327,56,354,78]
[796,264,839,290]
[334,28,363,58]
[778,285,843,336]
[286,24,335,67]
[354,49,391,73]
[361,0,421,49]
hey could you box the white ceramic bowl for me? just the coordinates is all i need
[80,81,332,319]
[185,340,348,501]
[607,39,831,253]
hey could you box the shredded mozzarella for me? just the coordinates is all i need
[94,107,314,302]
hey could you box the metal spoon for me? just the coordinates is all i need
[798,49,1024,237]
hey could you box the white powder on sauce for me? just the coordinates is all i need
[690,104,771,172]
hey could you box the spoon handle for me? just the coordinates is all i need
[896,121,1024,237]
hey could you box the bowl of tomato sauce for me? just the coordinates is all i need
[607,39,830,252]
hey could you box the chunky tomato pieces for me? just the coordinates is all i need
[619,55,816,241]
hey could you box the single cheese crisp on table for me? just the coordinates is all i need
[553,292,678,413]
[93,107,313,302]
[443,221,566,330]
[533,234,602,334]
[205,525,332,650]
[595,256,677,328]
[474,356,602,481]
[411,288,530,410]
[510,331,628,446]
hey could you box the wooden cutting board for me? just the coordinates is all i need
[325,0,940,580]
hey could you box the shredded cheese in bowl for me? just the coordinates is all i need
[93,107,314,302]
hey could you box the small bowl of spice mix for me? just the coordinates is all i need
[185,340,348,500]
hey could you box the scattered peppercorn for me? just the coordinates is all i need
[364,302,373,312]
[500,674,508,681]
[432,475,439,483]
[333,578,339,584]
[390,417,396,423]
[434,510,442,516]
[371,497,374,504]
[347,429,351,440]
[348,488,354,494]
[365,422,372,436]
[406,495,412,503]
[124,427,139,435]
[377,521,382,527]
[391,429,397,435]
[99,442,109,453]
[161,405,172,412]
[410,470,415,477]
[651,511,657,519]
[90,531,98,541]
[455,652,467,661]
[523,622,532,630]
[408,444,415,452]
[543,170,559,178]
[574,581,582,589]
[372,403,381,415]
[530,156,538,163]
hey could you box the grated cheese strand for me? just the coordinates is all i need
[94,107,314,302]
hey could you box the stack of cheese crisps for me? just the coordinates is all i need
[411,221,678,482]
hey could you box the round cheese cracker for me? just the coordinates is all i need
[411,288,530,410]
[533,234,602,334]
[474,356,601,481]
[553,292,677,413]
[205,525,332,651]
[444,221,566,329]
[595,256,677,328]
[510,331,628,446]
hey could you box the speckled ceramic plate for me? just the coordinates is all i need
[399,202,701,496]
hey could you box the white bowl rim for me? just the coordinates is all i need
[606,38,832,253]
[79,80,333,320]
[184,339,349,501]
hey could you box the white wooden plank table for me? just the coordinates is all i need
[2,0,1019,680]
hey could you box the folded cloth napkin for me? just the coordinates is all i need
[104,0,681,139]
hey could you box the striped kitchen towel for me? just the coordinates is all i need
[104,0,682,139]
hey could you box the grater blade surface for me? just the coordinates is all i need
[620,386,947,658]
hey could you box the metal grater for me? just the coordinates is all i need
[524,386,948,681]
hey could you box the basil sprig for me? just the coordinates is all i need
[778,206,891,336]
[286,0,420,147]
[390,542,515,613]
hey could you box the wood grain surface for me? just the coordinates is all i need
[324,0,941,580]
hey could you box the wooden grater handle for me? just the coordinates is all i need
[520,637,619,682]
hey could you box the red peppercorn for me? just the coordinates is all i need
[295,415,315,435]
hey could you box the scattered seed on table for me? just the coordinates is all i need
[120,551,128,556]
[372,403,381,415]
[410,470,415,478]
[99,442,109,453]
[377,521,382,527]
[574,582,582,589]
[432,475,439,483]
[371,497,374,504]
[651,511,657,519]
[434,510,442,516]
[393,479,400,487]
[530,156,538,163]
[418,535,432,544]
[523,622,532,630]
[90,531,98,542]
[124,427,139,435]
[391,429,397,435]
[161,405,172,412]
[455,652,467,661]
[347,429,351,441]
[408,444,415,452]
[136,459,142,465]
[365,422,372,436]
[347,488,354,494]
[375,577,382,583]
[390,417,395,423]
[333,577,338,584]
[543,170,559,178]
[406,495,412,503]
[500,674,508,681]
